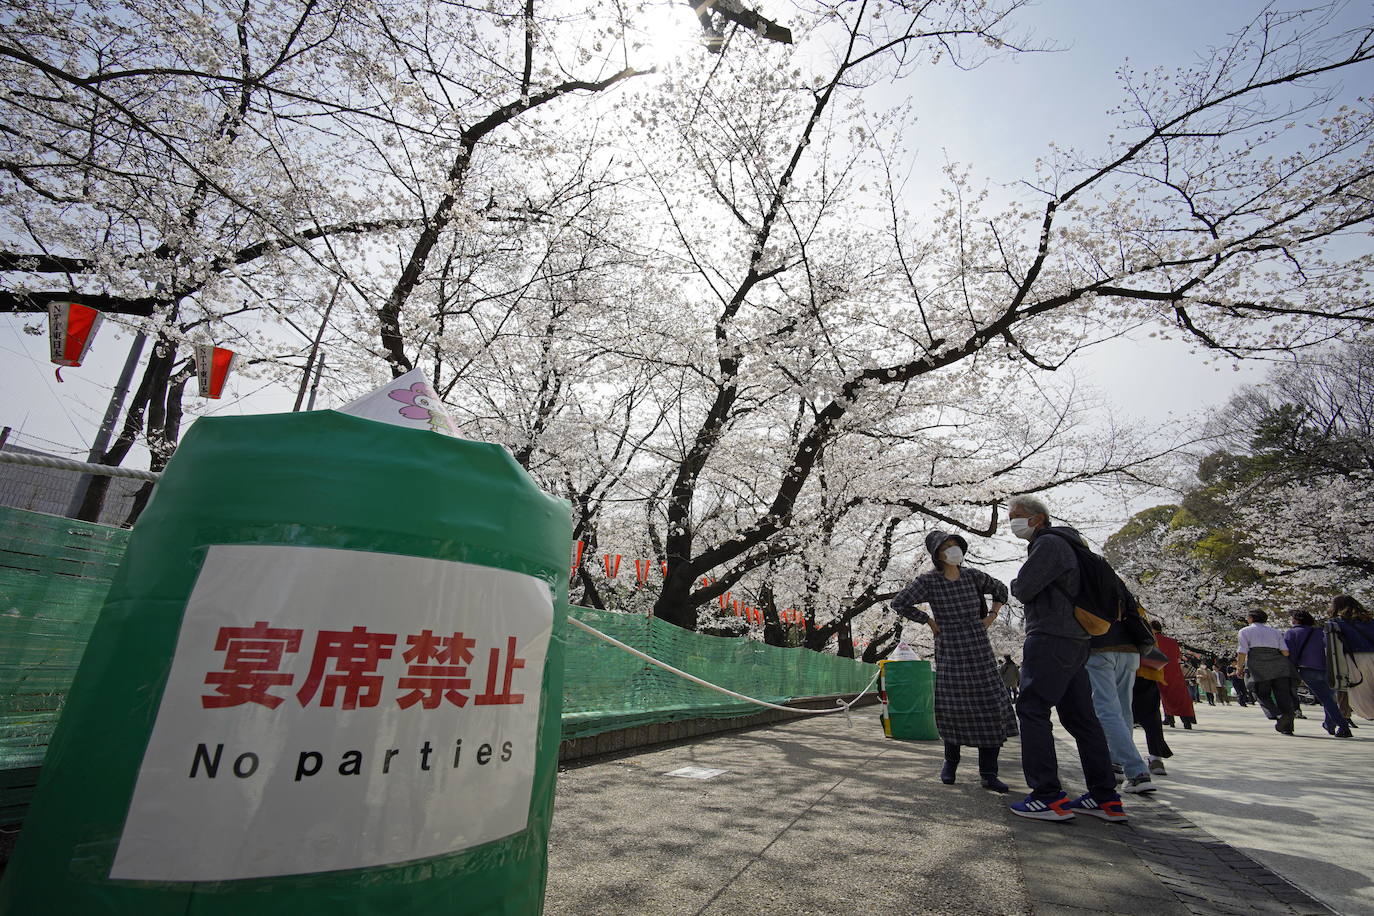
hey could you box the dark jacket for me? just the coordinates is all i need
[1334,618,1374,653]
[1011,524,1086,641]
[1090,614,1137,653]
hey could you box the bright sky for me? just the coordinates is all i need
[0,0,1363,543]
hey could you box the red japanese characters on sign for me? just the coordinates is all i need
[397,629,477,709]
[201,624,528,711]
[203,621,303,709]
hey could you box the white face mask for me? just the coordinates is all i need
[1009,517,1034,540]
[942,546,964,566]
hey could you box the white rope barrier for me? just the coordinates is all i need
[566,615,881,717]
[0,450,162,481]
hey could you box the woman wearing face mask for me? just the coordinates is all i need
[890,529,1017,791]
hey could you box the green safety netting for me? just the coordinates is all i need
[0,506,129,773]
[1,505,874,826]
[561,606,874,738]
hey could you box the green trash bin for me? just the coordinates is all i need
[879,659,937,741]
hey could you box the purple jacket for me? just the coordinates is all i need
[1283,625,1326,670]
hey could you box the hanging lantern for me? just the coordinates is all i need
[660,561,668,577]
[718,591,730,610]
[602,554,622,579]
[634,559,650,586]
[195,344,237,399]
[571,540,584,577]
[48,301,103,381]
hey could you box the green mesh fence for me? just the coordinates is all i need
[0,507,873,825]
[561,607,874,738]
[0,507,130,773]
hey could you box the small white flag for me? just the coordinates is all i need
[338,367,459,437]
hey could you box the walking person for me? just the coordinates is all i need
[1237,610,1298,735]
[1329,595,1374,722]
[1286,611,1352,737]
[1004,496,1124,822]
[890,530,1017,792]
[1086,603,1157,794]
[1000,655,1020,700]
[1226,662,1252,706]
[1183,657,1201,703]
[1152,621,1196,729]
[1212,662,1232,705]
[1133,660,1172,776]
[1195,662,1217,706]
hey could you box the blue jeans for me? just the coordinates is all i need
[1016,634,1116,802]
[1086,651,1148,779]
[1298,667,1346,732]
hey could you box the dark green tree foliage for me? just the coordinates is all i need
[1107,337,1374,644]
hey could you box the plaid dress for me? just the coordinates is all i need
[891,567,1017,747]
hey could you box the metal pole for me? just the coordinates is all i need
[293,279,340,411]
[67,329,148,517]
[305,352,325,411]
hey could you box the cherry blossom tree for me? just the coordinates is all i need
[5,0,1373,648]
[629,1,1374,631]
[1107,337,1374,647]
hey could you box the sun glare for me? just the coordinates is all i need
[628,0,705,66]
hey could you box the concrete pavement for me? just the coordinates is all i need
[547,712,1030,915]
[1129,701,1373,916]
[545,707,1346,915]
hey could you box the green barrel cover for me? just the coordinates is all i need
[0,410,571,915]
[881,660,937,741]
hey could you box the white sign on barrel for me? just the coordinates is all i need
[111,544,552,881]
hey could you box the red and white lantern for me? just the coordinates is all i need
[602,554,622,579]
[195,344,237,399]
[570,540,584,578]
[48,301,103,380]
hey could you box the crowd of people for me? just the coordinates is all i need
[890,496,1372,824]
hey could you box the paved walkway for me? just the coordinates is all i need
[1132,701,1373,915]
[546,706,1357,915]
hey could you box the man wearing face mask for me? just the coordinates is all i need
[890,530,1016,792]
[1004,496,1123,822]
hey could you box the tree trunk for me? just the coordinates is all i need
[75,336,177,522]
[836,620,854,659]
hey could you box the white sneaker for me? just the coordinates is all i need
[1123,775,1157,794]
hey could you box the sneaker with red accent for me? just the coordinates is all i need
[1065,792,1127,822]
[1009,791,1075,821]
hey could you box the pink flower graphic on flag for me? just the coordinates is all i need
[388,382,448,432]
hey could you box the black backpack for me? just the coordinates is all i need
[1040,529,1136,637]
